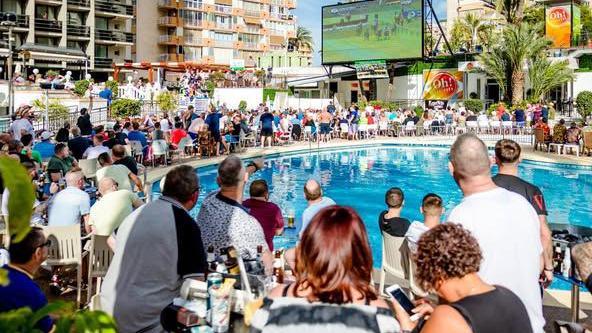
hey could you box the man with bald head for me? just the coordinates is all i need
[299,179,335,238]
[48,170,90,230]
[447,134,545,333]
[88,177,143,236]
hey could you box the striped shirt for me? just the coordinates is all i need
[250,297,400,333]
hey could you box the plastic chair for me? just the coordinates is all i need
[129,140,144,163]
[466,121,478,133]
[534,128,549,151]
[502,121,514,134]
[404,121,416,136]
[151,139,169,167]
[79,158,98,179]
[171,137,192,161]
[367,124,377,138]
[340,123,349,139]
[378,232,410,295]
[583,132,592,156]
[279,126,293,144]
[408,253,428,298]
[358,124,369,139]
[564,143,580,157]
[478,121,490,133]
[490,121,501,134]
[304,126,313,141]
[239,129,256,149]
[42,225,87,308]
[86,235,114,305]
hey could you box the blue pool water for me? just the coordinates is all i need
[153,145,592,289]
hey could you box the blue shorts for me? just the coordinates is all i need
[320,123,331,134]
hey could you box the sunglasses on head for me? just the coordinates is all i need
[38,239,51,249]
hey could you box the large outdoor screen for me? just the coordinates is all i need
[322,0,423,64]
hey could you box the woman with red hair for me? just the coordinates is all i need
[250,205,400,333]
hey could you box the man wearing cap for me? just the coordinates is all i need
[9,107,34,141]
[33,131,56,160]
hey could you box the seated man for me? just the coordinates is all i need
[89,177,144,236]
[112,144,138,175]
[32,131,56,160]
[552,118,567,144]
[378,187,411,237]
[47,143,78,180]
[82,134,110,159]
[48,170,91,231]
[405,193,443,252]
[67,126,91,161]
[0,227,53,333]
[566,121,582,144]
[170,122,188,148]
[243,180,284,251]
[97,152,143,192]
[300,179,336,238]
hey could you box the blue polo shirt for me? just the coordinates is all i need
[33,141,56,160]
[127,130,148,147]
[0,265,53,332]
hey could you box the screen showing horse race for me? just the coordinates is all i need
[322,0,423,64]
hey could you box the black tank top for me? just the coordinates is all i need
[449,286,533,333]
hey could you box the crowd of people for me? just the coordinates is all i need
[4,126,590,333]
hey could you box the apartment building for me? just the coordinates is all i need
[0,0,134,78]
[134,0,305,68]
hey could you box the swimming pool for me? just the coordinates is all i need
[153,145,592,288]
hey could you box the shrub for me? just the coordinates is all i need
[45,70,59,78]
[413,105,424,117]
[463,99,484,113]
[204,80,216,95]
[110,98,142,119]
[576,91,592,120]
[155,91,178,114]
[31,99,70,122]
[238,100,247,111]
[73,79,91,97]
[105,80,119,97]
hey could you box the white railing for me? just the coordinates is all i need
[184,36,203,45]
[184,0,204,10]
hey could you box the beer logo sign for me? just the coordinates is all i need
[423,69,463,100]
[548,7,570,26]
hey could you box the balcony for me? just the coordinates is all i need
[242,42,259,50]
[95,29,134,44]
[67,24,90,37]
[0,13,29,29]
[269,28,285,36]
[214,40,235,48]
[184,37,204,46]
[159,17,180,26]
[213,5,232,15]
[159,53,184,62]
[67,0,91,9]
[94,57,113,68]
[184,1,204,10]
[35,19,63,33]
[158,35,183,45]
[158,0,183,9]
[244,10,261,18]
[212,23,232,31]
[95,1,134,17]
[184,19,204,29]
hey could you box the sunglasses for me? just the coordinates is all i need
[38,239,51,249]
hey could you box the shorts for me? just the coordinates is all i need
[212,131,221,142]
[261,128,273,137]
[350,124,358,134]
[320,123,331,135]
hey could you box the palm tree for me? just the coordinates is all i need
[496,0,526,24]
[477,22,549,104]
[290,26,313,53]
[528,56,574,102]
[460,13,492,51]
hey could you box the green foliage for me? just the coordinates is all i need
[263,88,292,102]
[413,105,424,117]
[155,91,178,114]
[32,99,70,122]
[528,56,574,103]
[209,71,226,84]
[238,100,247,111]
[0,301,117,333]
[487,102,504,116]
[523,5,544,34]
[290,26,314,52]
[45,70,59,78]
[463,99,485,113]
[73,80,91,97]
[105,80,119,97]
[581,6,592,42]
[577,54,592,72]
[496,0,526,24]
[254,69,266,82]
[576,91,592,120]
[204,80,216,95]
[110,98,142,119]
[0,158,34,244]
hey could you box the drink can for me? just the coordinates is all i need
[207,273,223,310]
[287,216,295,228]
[208,284,232,332]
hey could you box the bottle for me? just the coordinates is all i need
[215,258,227,274]
[553,244,563,274]
[563,246,571,278]
[219,247,228,262]
[225,246,240,275]
[272,250,284,284]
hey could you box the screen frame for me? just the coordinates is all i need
[321,0,425,65]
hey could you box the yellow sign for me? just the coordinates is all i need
[546,4,571,48]
[423,69,464,101]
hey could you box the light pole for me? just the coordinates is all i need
[1,13,17,116]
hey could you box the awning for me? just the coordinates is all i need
[17,43,87,63]
[215,0,232,5]
[243,17,262,25]
[270,35,284,45]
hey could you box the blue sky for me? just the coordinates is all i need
[294,0,448,65]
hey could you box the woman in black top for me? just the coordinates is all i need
[393,224,533,333]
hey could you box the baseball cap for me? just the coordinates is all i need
[40,131,53,141]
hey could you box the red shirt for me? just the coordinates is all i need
[170,129,187,145]
[243,198,284,251]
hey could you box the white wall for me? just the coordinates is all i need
[573,72,592,98]
[212,88,263,109]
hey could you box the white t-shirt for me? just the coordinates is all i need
[9,119,34,141]
[83,145,110,159]
[447,187,544,333]
[48,186,91,226]
[96,165,134,192]
[404,221,429,253]
[160,119,172,132]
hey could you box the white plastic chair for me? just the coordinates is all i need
[564,143,580,157]
[358,124,369,139]
[340,123,349,139]
[151,139,169,167]
[42,225,87,308]
[86,235,114,305]
[404,121,416,136]
[79,158,98,179]
[422,121,431,136]
[129,140,144,163]
[304,126,313,141]
[378,232,410,295]
[466,121,478,133]
[502,121,513,134]
[239,129,256,148]
[367,124,377,138]
[490,121,501,134]
[478,121,490,133]
[378,121,389,136]
[171,137,192,161]
[279,126,293,144]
